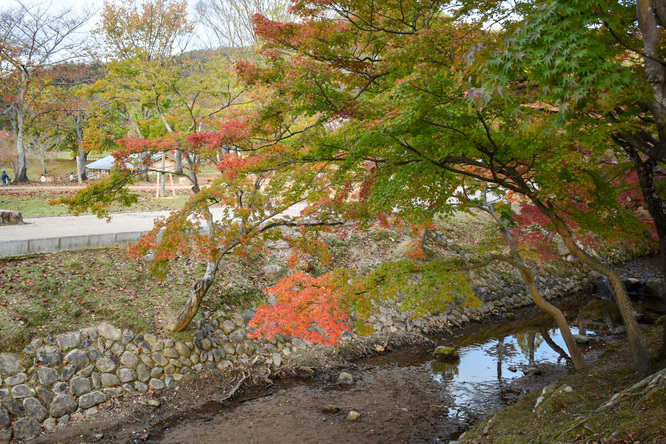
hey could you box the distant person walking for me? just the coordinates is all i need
[1,171,9,185]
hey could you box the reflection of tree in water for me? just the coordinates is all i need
[431,359,460,381]
[540,328,571,363]
[515,331,545,363]
[486,338,518,379]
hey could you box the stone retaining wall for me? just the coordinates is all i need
[0,246,654,442]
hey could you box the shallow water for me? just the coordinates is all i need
[146,291,656,443]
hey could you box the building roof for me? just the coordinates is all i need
[86,155,116,170]
[86,153,169,171]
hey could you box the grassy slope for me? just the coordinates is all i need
[0,187,190,217]
[0,248,268,350]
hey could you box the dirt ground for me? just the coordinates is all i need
[23,355,566,444]
[23,307,574,444]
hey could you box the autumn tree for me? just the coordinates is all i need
[238,0,654,373]
[24,132,63,175]
[58,0,658,364]
[95,0,193,61]
[456,0,666,359]
[0,2,94,182]
[90,0,197,184]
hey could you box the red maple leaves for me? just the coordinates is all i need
[249,272,351,346]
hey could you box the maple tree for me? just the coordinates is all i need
[457,0,666,359]
[249,271,352,346]
[52,0,660,372]
[238,0,655,373]
[0,2,94,182]
[95,0,193,61]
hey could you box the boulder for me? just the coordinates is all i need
[433,346,460,361]
[37,367,59,386]
[0,405,9,427]
[70,376,92,396]
[573,334,590,345]
[347,411,361,421]
[337,372,354,384]
[11,384,36,399]
[645,277,665,300]
[57,332,82,350]
[36,346,62,367]
[263,264,283,280]
[120,351,139,368]
[78,391,107,410]
[534,384,577,416]
[49,395,77,417]
[12,417,41,440]
[97,323,122,341]
[95,357,117,373]
[22,397,48,422]
[101,373,121,387]
[5,373,26,386]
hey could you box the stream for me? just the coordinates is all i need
[143,290,663,444]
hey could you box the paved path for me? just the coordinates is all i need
[0,211,174,259]
[0,204,306,259]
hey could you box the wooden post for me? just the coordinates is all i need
[155,172,160,197]
[169,173,176,197]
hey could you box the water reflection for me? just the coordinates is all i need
[428,326,597,423]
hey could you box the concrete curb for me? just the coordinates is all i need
[0,232,147,259]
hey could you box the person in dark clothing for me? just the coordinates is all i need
[1,171,9,185]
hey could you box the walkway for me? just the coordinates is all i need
[0,211,174,259]
[0,204,306,259]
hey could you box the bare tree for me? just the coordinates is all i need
[195,0,293,57]
[24,132,64,175]
[0,1,94,182]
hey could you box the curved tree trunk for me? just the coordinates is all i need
[169,260,218,331]
[473,199,587,370]
[549,211,652,375]
[519,267,586,369]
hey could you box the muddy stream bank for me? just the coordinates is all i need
[138,291,660,444]
[23,256,664,444]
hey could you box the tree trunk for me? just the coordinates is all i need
[168,260,218,331]
[175,150,183,174]
[637,0,666,148]
[14,109,29,183]
[76,149,87,183]
[159,152,166,197]
[549,212,652,375]
[475,200,587,370]
[623,150,666,359]
[519,266,587,370]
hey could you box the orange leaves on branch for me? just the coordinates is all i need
[249,272,351,346]
[404,243,426,260]
[285,227,332,270]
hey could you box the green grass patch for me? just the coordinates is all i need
[0,188,190,217]
[0,249,241,351]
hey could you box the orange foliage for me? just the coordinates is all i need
[249,272,351,346]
